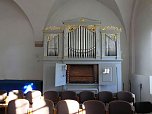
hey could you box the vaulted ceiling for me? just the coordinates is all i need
[13,0,136,40]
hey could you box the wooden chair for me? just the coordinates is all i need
[0,90,7,114]
[60,91,77,101]
[31,99,54,114]
[44,91,59,105]
[56,100,79,114]
[98,91,113,104]
[0,90,7,103]
[7,99,29,114]
[116,91,134,104]
[25,90,41,105]
[8,90,24,101]
[109,100,134,114]
[83,100,106,114]
[79,91,95,104]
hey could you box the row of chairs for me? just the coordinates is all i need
[1,90,152,114]
[0,90,24,103]
[0,90,42,104]
[7,98,53,114]
[0,90,135,105]
[44,90,135,104]
[7,99,134,114]
[57,99,134,114]
[8,99,152,114]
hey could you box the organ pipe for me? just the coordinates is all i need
[68,25,96,58]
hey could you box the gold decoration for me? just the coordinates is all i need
[106,34,118,40]
[43,25,121,33]
[66,25,79,32]
[66,25,96,32]
[80,18,85,22]
[100,25,122,32]
[87,25,96,32]
[47,35,51,41]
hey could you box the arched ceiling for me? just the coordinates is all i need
[13,0,56,40]
[13,0,135,40]
[97,0,124,27]
[97,0,136,37]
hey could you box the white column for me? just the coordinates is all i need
[96,26,101,59]
[64,28,69,59]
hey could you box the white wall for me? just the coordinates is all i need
[47,0,121,26]
[0,0,43,80]
[115,0,134,36]
[0,0,131,92]
[14,0,55,41]
[131,0,152,102]
[131,75,152,102]
[45,0,129,91]
[134,0,152,75]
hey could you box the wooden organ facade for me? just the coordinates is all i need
[43,17,122,93]
[66,64,98,84]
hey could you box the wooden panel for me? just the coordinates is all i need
[35,41,43,47]
[67,64,98,83]
[70,65,93,76]
[69,77,94,83]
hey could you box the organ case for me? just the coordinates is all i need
[43,17,122,92]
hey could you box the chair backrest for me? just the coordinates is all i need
[44,91,59,104]
[0,90,7,103]
[25,90,41,104]
[98,91,113,104]
[134,101,152,113]
[109,100,134,114]
[56,100,79,114]
[7,99,29,114]
[116,91,134,103]
[83,100,106,114]
[61,91,77,100]
[31,99,54,114]
[8,90,24,101]
[79,91,95,104]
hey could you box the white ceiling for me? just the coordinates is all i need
[12,0,136,40]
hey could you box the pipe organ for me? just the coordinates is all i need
[47,34,59,56]
[67,25,96,58]
[43,17,122,93]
